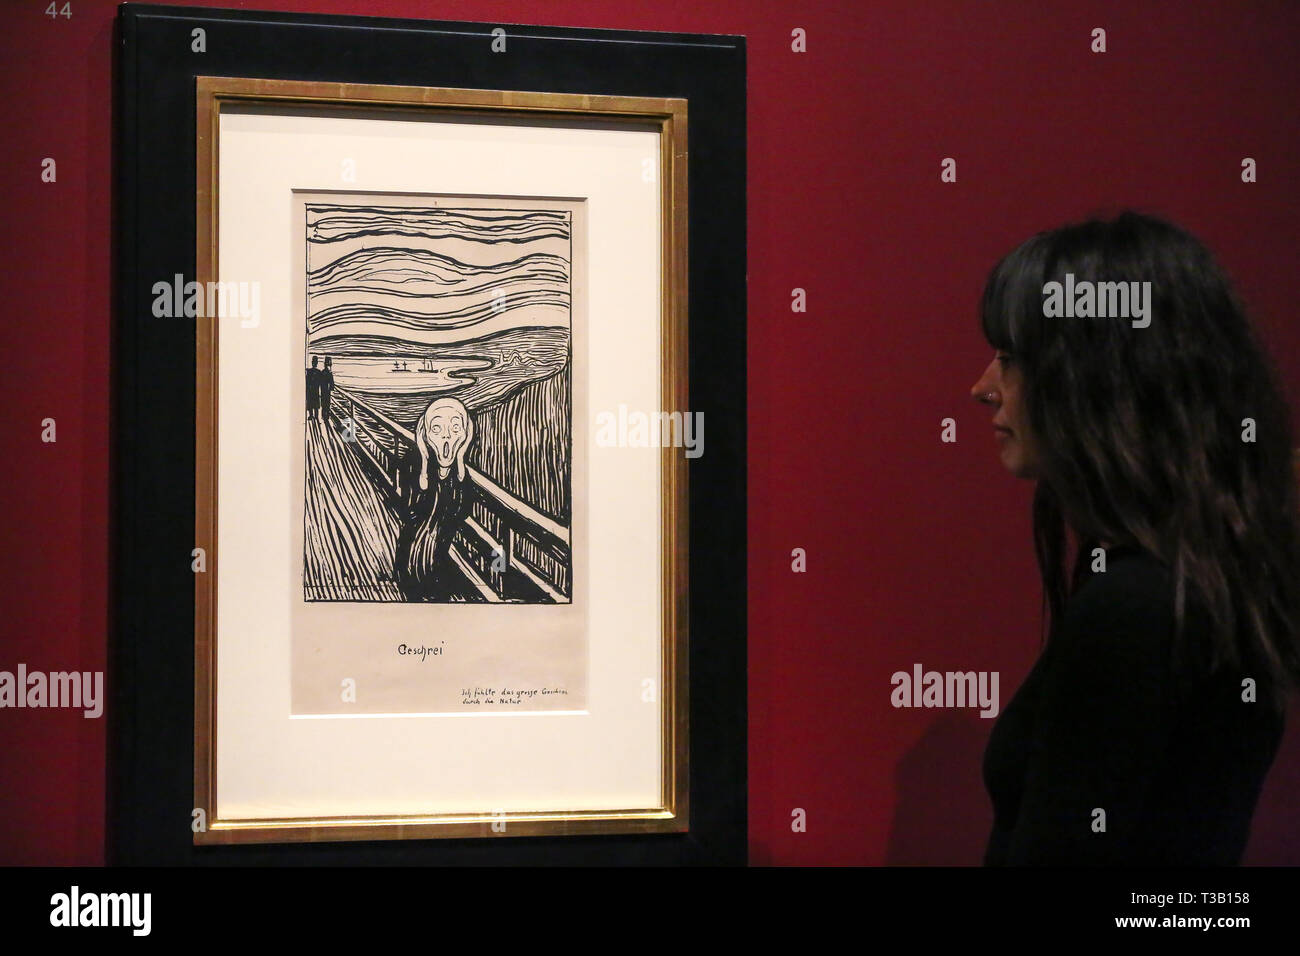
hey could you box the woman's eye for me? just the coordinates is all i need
[997,352,1014,367]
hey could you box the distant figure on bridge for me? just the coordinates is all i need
[320,357,335,423]
[394,396,477,601]
[306,357,322,421]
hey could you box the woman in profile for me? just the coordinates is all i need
[971,211,1300,865]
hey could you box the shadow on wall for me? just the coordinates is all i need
[885,704,1300,866]
[883,452,1300,865]
[886,713,993,865]
[1255,452,1300,858]
[1245,701,1300,864]
[1247,452,1300,862]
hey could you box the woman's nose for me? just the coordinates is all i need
[971,360,999,405]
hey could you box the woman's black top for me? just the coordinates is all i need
[982,545,1285,865]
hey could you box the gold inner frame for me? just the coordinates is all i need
[194,76,689,844]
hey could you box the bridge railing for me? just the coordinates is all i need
[328,383,571,603]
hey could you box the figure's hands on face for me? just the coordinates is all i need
[417,397,474,489]
[428,410,468,479]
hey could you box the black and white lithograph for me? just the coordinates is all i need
[303,200,574,606]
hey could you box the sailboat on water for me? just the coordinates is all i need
[388,356,436,372]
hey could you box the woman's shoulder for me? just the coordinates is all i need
[1063,544,1179,637]
[1048,545,1199,681]
[1054,544,1264,697]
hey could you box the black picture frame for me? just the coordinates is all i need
[112,2,746,865]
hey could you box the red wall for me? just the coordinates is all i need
[1,0,1297,865]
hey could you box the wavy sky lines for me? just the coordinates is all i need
[311,233,570,274]
[309,255,568,314]
[309,247,569,294]
[309,312,568,350]
[306,203,572,348]
[307,206,570,244]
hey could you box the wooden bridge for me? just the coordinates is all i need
[303,384,571,603]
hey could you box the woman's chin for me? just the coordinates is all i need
[999,446,1036,480]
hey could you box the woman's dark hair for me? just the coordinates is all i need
[980,211,1300,709]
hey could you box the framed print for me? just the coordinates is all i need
[114,5,745,864]
[197,77,683,842]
